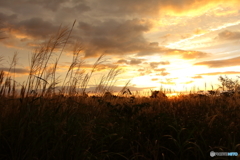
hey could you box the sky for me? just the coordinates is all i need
[0,0,240,95]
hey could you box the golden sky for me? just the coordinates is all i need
[0,0,240,93]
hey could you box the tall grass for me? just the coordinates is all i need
[0,24,240,160]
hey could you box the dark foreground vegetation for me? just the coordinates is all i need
[0,24,240,160]
[1,94,240,160]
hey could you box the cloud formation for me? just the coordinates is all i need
[150,61,170,68]
[167,49,209,59]
[217,30,240,41]
[194,56,240,68]
[0,0,240,90]
[77,19,159,57]
[95,0,240,17]
[0,67,29,74]
[191,75,203,79]
[197,71,240,76]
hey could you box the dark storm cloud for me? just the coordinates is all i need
[0,12,17,23]
[62,3,91,13]
[14,17,59,39]
[96,0,240,17]
[217,30,240,41]
[0,12,59,41]
[0,0,66,12]
[0,0,236,59]
[77,19,163,57]
[194,56,240,68]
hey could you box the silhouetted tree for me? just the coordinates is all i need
[218,75,239,91]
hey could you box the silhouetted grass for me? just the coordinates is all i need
[0,24,240,160]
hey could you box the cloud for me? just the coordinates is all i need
[167,49,209,59]
[180,81,194,84]
[151,78,158,81]
[130,59,143,65]
[191,75,203,79]
[156,71,170,76]
[0,67,29,74]
[150,61,170,68]
[77,19,158,57]
[115,58,145,65]
[95,0,240,17]
[60,62,118,72]
[149,42,159,47]
[160,81,176,85]
[0,0,66,12]
[0,12,17,23]
[160,78,177,85]
[138,68,145,72]
[116,59,128,64]
[194,28,207,35]
[85,85,153,93]
[15,17,59,39]
[154,68,166,72]
[197,71,240,76]
[217,30,240,41]
[194,56,240,68]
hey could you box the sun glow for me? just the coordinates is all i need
[131,75,159,89]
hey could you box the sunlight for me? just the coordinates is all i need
[131,75,159,89]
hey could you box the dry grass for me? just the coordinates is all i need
[0,24,240,160]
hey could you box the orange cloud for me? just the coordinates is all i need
[162,0,239,16]
[160,77,178,85]
[0,67,29,75]
[167,49,209,59]
[213,8,239,17]
[156,71,170,76]
[194,56,240,68]
[180,81,194,84]
[160,81,176,85]
[216,30,240,41]
[198,71,240,76]
[191,75,203,79]
[194,28,207,35]
[151,78,158,81]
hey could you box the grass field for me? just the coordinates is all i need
[0,26,240,160]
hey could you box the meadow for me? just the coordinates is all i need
[0,25,240,160]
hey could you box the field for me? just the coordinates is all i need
[0,26,240,160]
